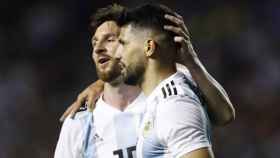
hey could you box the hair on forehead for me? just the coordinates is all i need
[118,3,179,63]
[89,4,127,35]
[117,3,177,37]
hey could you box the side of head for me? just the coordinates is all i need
[89,4,126,83]
[115,4,178,85]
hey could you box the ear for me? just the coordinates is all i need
[144,40,156,57]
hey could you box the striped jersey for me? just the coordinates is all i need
[137,71,212,158]
[54,66,211,158]
[54,92,146,158]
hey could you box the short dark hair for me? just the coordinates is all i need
[118,4,178,62]
[118,3,177,41]
[89,4,126,35]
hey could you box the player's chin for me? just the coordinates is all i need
[124,74,140,86]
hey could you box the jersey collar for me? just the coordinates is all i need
[146,71,185,104]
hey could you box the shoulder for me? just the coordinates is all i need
[159,73,202,105]
[61,110,90,131]
[72,110,90,120]
[156,96,211,142]
[158,95,203,118]
[55,111,89,158]
[155,92,210,134]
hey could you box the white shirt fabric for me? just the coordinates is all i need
[54,92,146,158]
[137,71,212,158]
[54,67,212,158]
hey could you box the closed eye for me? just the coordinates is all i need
[107,36,117,42]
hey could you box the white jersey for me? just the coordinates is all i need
[54,92,146,158]
[137,71,212,158]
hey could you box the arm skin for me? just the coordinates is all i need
[180,147,214,158]
[59,54,235,126]
[59,80,104,122]
[164,13,235,126]
[182,58,235,126]
[60,14,235,125]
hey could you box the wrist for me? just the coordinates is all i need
[181,51,199,68]
[185,57,203,73]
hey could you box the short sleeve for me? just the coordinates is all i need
[156,96,211,157]
[54,117,83,158]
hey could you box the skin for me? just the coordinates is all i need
[91,21,142,111]
[163,13,235,125]
[58,12,235,157]
[115,18,214,158]
[92,21,122,84]
[60,14,235,127]
[68,21,141,119]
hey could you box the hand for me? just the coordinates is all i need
[59,80,104,122]
[164,13,198,66]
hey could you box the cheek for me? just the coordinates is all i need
[125,52,145,73]
[107,42,119,56]
[127,46,143,62]
[122,48,134,65]
[92,53,98,64]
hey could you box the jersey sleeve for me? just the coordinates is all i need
[54,117,83,158]
[156,96,211,157]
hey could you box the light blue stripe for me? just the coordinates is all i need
[82,111,96,158]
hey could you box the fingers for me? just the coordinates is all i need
[165,14,183,27]
[86,94,97,112]
[91,80,105,92]
[164,14,190,36]
[87,80,104,111]
[69,94,87,119]
[69,103,79,119]
[175,36,196,57]
[86,96,94,112]
[59,93,86,122]
[174,36,185,43]
[164,25,189,40]
[86,89,102,112]
[174,36,188,47]
[59,104,74,122]
[87,101,96,112]
[67,80,104,117]
[173,12,183,20]
[59,80,104,122]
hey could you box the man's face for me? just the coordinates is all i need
[92,21,122,82]
[115,24,147,86]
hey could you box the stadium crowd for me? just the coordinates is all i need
[0,0,279,157]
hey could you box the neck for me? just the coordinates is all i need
[103,82,141,111]
[141,60,176,96]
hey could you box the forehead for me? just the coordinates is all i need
[94,21,120,37]
[119,24,132,38]
[120,24,148,40]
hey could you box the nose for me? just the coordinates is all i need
[114,44,122,60]
[93,41,106,54]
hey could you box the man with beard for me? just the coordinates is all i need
[55,4,235,158]
[55,5,145,158]
[113,4,225,158]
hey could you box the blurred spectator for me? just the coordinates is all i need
[0,0,279,157]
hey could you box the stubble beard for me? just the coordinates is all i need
[96,59,122,85]
[123,62,145,86]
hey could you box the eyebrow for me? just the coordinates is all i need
[104,33,118,38]
[92,33,117,42]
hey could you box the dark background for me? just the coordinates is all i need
[0,0,279,157]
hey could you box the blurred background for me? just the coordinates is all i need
[0,0,279,157]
